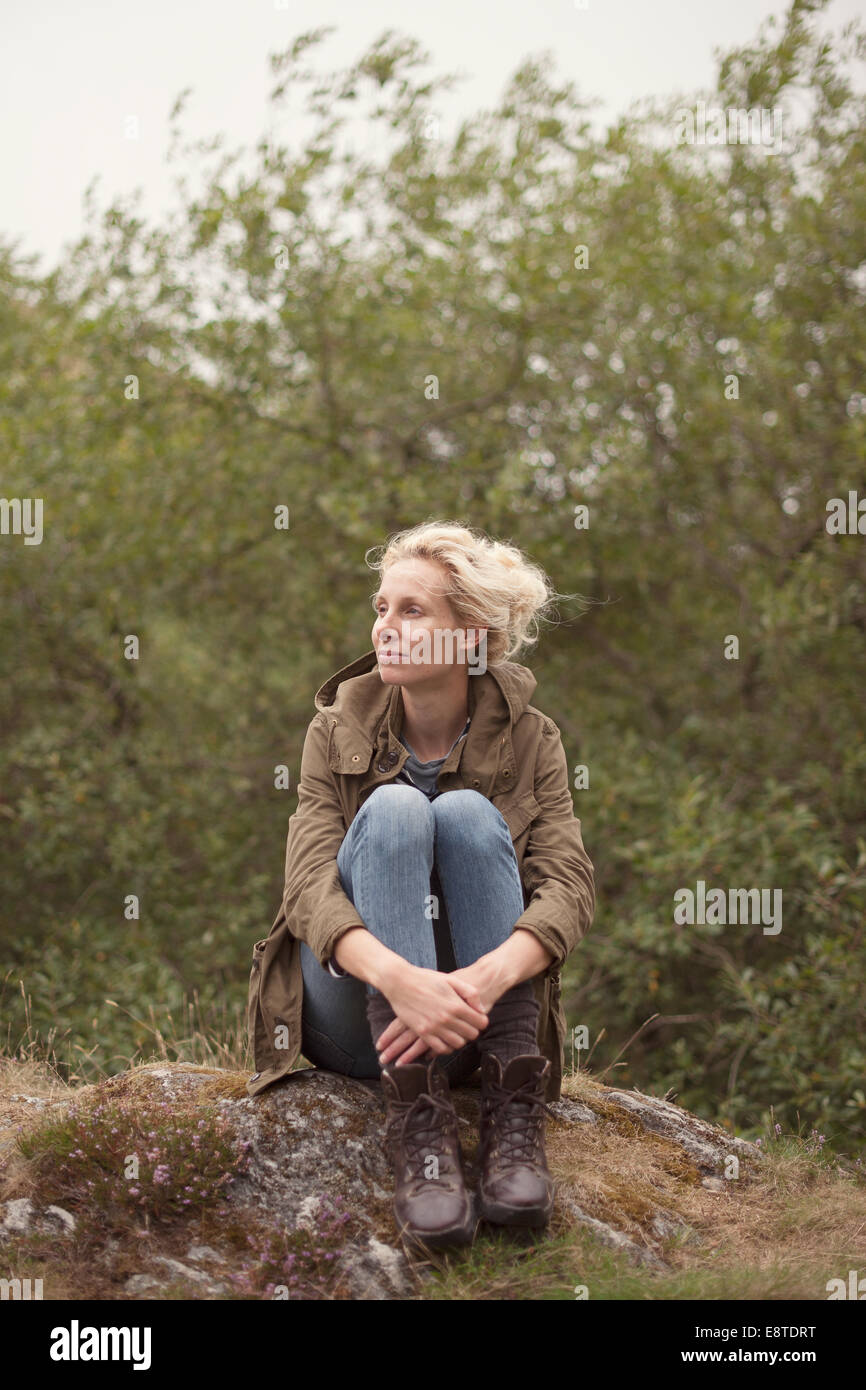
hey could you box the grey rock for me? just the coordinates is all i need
[9,1094,52,1109]
[150,1255,228,1296]
[130,1067,425,1296]
[186,1243,226,1265]
[547,1099,598,1125]
[43,1205,76,1234]
[213,1070,402,1237]
[5,1061,763,1295]
[558,1191,666,1269]
[0,1197,77,1241]
[649,1208,696,1242]
[337,1234,414,1299]
[124,1273,161,1295]
[598,1088,762,1174]
[0,1197,37,1235]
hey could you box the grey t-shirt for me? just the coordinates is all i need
[395,715,471,800]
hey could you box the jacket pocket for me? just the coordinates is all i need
[250,938,268,973]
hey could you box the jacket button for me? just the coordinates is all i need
[503,769,512,778]
[376,761,388,773]
[388,751,399,765]
[471,778,480,788]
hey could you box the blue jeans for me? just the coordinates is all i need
[300,785,526,1085]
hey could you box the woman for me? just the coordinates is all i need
[246,521,595,1251]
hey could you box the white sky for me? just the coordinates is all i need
[2,0,864,274]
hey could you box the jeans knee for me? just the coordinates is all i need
[362,782,433,814]
[432,788,505,847]
[356,782,434,852]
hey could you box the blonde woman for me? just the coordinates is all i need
[247,521,595,1250]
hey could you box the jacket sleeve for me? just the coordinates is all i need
[511,720,595,972]
[281,712,367,970]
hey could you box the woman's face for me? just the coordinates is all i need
[372,558,483,685]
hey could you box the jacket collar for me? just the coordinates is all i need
[314,648,537,799]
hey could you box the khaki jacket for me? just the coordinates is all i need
[246,649,595,1101]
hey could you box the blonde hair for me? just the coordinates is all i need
[365,520,571,665]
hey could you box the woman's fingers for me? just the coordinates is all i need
[449,976,491,1017]
[374,1017,405,1050]
[381,1019,479,1066]
[431,1027,470,1051]
[448,984,488,1021]
[389,1037,430,1065]
[378,1026,416,1061]
[414,1020,479,1051]
[379,1015,473,1060]
[379,970,488,1058]
[384,1027,471,1062]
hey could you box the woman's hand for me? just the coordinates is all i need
[374,962,489,1066]
[375,954,511,1066]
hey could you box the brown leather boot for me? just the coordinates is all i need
[380,1057,476,1250]
[477,1053,555,1227]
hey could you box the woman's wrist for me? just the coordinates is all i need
[486,930,555,990]
[377,953,415,997]
[462,946,516,999]
[332,926,554,998]
[332,927,409,995]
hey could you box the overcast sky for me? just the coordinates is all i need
[2,0,864,274]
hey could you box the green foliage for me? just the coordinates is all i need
[576,728,866,1140]
[1,2,864,1144]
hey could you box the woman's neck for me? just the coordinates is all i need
[399,677,470,762]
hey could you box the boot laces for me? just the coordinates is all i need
[387,1091,460,1194]
[480,1076,551,1168]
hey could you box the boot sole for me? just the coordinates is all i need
[404,1222,477,1251]
[478,1191,554,1228]
[400,1217,477,1251]
[397,1200,478,1251]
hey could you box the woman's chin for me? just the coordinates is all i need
[377,659,431,683]
[377,660,404,681]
